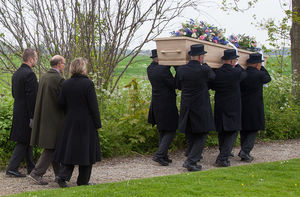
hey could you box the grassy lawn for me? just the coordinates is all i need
[10,158,300,197]
[114,55,152,85]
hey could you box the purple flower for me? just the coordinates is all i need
[235,43,240,48]
[185,28,192,34]
[190,19,195,25]
[175,31,181,36]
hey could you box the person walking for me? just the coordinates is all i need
[147,49,178,166]
[238,53,271,162]
[6,48,38,177]
[28,55,65,185]
[209,49,247,167]
[176,44,216,171]
[55,57,101,188]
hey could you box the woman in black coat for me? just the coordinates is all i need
[55,57,101,187]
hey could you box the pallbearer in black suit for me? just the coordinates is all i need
[176,44,216,171]
[238,53,271,162]
[209,49,247,167]
[6,48,38,177]
[147,49,178,166]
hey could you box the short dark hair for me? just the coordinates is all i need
[50,56,64,67]
[22,48,36,62]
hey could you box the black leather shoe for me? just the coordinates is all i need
[57,177,68,188]
[187,163,202,172]
[215,160,230,167]
[6,170,26,177]
[152,157,169,166]
[183,160,188,168]
[164,156,172,163]
[238,151,254,162]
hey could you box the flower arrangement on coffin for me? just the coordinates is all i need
[171,19,228,45]
[171,19,259,52]
[227,34,258,52]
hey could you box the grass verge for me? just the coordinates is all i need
[10,158,300,197]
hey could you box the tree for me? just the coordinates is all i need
[0,0,198,92]
[290,0,300,100]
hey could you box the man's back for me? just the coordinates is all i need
[11,64,38,144]
[31,69,64,149]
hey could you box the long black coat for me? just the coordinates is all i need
[209,64,247,132]
[176,60,216,133]
[147,62,178,131]
[241,66,271,131]
[55,74,101,165]
[10,64,38,144]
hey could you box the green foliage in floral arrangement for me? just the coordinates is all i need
[227,34,258,51]
[171,19,259,51]
[171,19,228,45]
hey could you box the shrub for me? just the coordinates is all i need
[0,88,15,167]
[261,71,300,139]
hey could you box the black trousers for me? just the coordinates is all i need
[30,149,60,177]
[185,121,208,164]
[185,131,208,164]
[240,130,258,155]
[154,130,175,159]
[58,164,92,186]
[216,130,238,162]
[7,142,35,174]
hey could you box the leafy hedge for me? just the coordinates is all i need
[0,71,300,167]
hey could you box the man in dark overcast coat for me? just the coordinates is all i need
[6,48,38,177]
[147,49,178,166]
[238,53,271,162]
[209,49,247,167]
[176,44,215,171]
[29,55,65,185]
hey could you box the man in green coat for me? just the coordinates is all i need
[29,55,65,185]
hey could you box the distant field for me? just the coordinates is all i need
[0,55,292,91]
[113,55,292,84]
[114,55,151,85]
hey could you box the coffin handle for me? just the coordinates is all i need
[160,50,182,54]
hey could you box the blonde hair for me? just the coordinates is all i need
[70,57,87,75]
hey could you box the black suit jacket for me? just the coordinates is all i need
[147,62,178,131]
[55,74,101,165]
[241,66,271,131]
[209,64,247,132]
[10,64,38,144]
[176,60,216,133]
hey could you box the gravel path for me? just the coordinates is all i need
[1,139,300,196]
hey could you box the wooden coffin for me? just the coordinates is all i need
[154,37,267,68]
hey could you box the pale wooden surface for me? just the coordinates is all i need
[154,37,267,68]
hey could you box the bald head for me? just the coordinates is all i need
[50,55,65,67]
[50,55,65,73]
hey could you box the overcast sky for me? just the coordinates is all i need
[144,0,290,50]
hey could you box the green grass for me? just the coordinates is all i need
[114,55,152,85]
[266,56,292,75]
[10,158,300,197]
